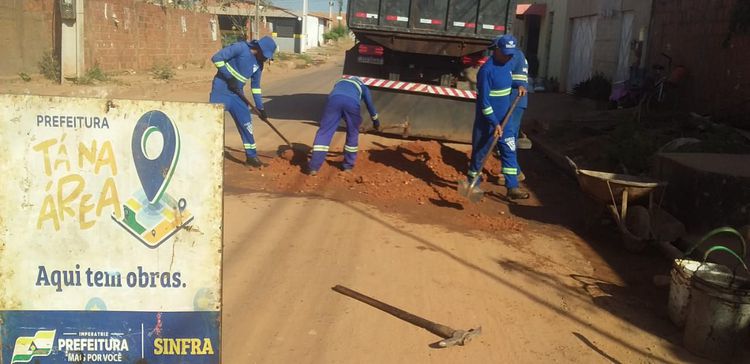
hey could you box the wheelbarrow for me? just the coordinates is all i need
[566,157,685,254]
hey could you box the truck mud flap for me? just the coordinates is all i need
[365,87,475,143]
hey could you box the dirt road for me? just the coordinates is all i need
[2,44,738,363]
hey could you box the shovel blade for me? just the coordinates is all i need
[457,180,484,203]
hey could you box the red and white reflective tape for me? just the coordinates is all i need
[385,15,408,22]
[343,75,477,100]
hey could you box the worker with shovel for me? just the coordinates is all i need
[209,36,277,168]
[307,76,379,175]
[494,34,530,186]
[467,35,529,200]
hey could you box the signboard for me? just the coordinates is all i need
[0,95,224,363]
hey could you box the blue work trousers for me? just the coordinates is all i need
[308,95,363,171]
[210,90,257,158]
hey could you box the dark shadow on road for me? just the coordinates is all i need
[334,199,686,363]
[573,332,623,364]
[262,93,329,121]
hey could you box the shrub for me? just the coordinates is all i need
[572,73,612,101]
[151,61,176,80]
[38,51,60,82]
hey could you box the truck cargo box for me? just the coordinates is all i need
[348,0,514,39]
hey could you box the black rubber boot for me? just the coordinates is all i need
[507,187,530,200]
[245,156,266,168]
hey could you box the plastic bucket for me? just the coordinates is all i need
[668,259,719,327]
[683,246,750,361]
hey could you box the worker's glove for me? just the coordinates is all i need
[257,108,269,121]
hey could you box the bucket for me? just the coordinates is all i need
[668,259,724,327]
[670,228,748,328]
[683,246,750,361]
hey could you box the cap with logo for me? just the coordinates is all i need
[489,34,518,56]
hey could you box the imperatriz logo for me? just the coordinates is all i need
[11,330,56,363]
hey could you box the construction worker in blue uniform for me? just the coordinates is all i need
[469,35,529,200]
[494,34,529,186]
[209,36,277,168]
[307,76,379,175]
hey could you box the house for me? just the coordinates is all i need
[513,0,653,92]
[205,1,329,53]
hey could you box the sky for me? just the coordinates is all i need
[269,0,347,13]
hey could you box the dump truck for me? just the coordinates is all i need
[344,0,517,142]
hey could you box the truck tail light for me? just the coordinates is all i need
[462,55,488,67]
[358,44,384,57]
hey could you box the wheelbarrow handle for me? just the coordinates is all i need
[468,95,523,190]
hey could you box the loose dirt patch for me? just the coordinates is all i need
[224,140,525,234]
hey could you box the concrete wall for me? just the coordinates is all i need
[84,0,221,71]
[0,0,57,76]
[649,0,750,124]
[515,0,652,91]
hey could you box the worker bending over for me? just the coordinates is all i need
[308,76,379,175]
[210,36,277,168]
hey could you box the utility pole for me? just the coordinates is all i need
[302,0,308,51]
[328,1,333,29]
[254,0,260,39]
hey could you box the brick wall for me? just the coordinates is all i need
[84,0,221,71]
[649,0,750,125]
[0,0,57,76]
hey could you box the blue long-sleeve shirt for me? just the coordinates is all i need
[211,41,265,109]
[509,50,529,109]
[476,57,513,126]
[330,78,378,119]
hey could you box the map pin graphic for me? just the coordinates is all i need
[132,110,180,204]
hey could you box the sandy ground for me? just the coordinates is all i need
[3,41,746,363]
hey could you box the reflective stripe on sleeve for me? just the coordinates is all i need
[482,106,494,115]
[512,74,528,82]
[251,88,262,94]
[214,61,226,67]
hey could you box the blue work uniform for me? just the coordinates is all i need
[308,77,378,172]
[468,56,513,186]
[494,50,529,182]
[209,41,265,158]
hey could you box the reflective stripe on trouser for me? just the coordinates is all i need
[498,107,523,188]
[468,118,499,188]
[308,95,363,171]
[210,91,257,158]
[496,107,525,181]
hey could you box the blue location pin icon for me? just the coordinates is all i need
[132,110,180,205]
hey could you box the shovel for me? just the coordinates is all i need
[458,96,522,203]
[235,92,293,148]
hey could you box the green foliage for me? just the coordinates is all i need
[323,24,349,41]
[222,33,244,47]
[572,73,612,101]
[72,64,111,85]
[38,51,60,82]
[150,61,176,80]
[275,52,292,61]
[18,72,31,82]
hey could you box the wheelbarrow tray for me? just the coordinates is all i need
[574,168,667,205]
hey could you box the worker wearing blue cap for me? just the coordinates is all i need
[494,34,529,187]
[209,36,277,168]
[468,34,529,200]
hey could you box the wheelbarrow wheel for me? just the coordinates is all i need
[622,205,651,253]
